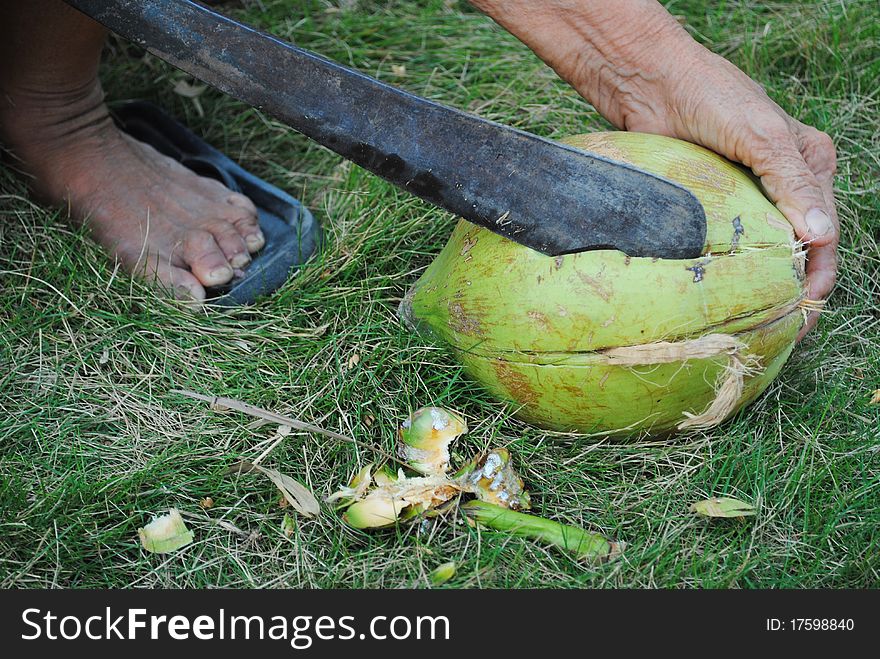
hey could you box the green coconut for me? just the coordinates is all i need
[400,131,807,435]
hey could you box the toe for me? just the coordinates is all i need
[210,218,252,269]
[226,195,264,252]
[227,191,258,215]
[243,228,265,253]
[180,229,235,287]
[191,180,263,253]
[156,262,207,302]
[124,249,207,302]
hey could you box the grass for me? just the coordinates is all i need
[1,0,878,588]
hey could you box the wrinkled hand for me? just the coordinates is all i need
[471,0,838,338]
[613,47,838,340]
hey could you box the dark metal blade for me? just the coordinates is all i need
[65,0,707,259]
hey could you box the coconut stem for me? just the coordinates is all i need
[462,501,620,562]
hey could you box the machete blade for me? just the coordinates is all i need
[65,0,707,259]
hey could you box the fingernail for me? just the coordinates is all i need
[246,231,265,251]
[805,208,833,238]
[230,252,250,268]
[208,265,233,283]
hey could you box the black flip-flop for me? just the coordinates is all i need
[113,101,322,305]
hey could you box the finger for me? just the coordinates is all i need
[805,177,839,300]
[796,242,837,342]
[797,125,838,185]
[794,126,840,341]
[180,229,235,287]
[805,241,838,303]
[745,121,836,247]
[797,312,819,342]
[798,126,840,238]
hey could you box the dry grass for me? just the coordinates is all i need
[1,0,877,588]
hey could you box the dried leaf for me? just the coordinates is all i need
[870,389,880,405]
[173,390,335,436]
[138,509,194,554]
[251,424,294,465]
[171,389,401,466]
[347,352,361,369]
[199,497,214,510]
[690,497,757,518]
[429,561,456,586]
[173,79,207,98]
[229,461,320,518]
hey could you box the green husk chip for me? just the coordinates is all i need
[429,561,457,586]
[138,508,194,554]
[398,407,467,475]
[281,513,296,537]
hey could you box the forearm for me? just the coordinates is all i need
[468,0,702,129]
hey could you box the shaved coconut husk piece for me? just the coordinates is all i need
[457,448,531,510]
[429,561,457,586]
[340,475,463,529]
[343,494,406,529]
[138,509,194,554]
[398,407,467,475]
[462,501,622,563]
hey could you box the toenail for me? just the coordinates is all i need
[231,253,250,268]
[209,265,234,283]
[246,231,265,250]
[175,285,203,303]
[227,194,253,209]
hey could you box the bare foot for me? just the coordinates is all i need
[0,79,265,301]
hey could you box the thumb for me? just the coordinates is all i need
[746,128,835,247]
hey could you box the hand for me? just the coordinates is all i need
[470,0,838,338]
[616,43,838,341]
